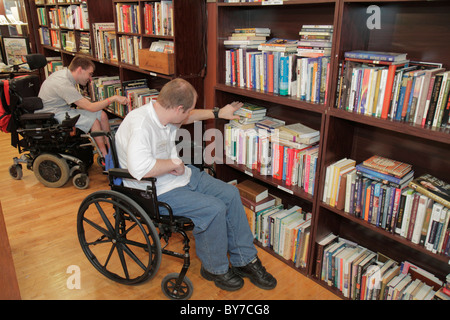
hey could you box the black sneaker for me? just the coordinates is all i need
[233,257,277,290]
[200,266,244,291]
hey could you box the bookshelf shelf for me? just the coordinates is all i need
[28,0,206,116]
[213,0,450,299]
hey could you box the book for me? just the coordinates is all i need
[241,194,276,212]
[278,122,320,145]
[409,174,450,208]
[236,179,268,203]
[356,164,414,185]
[362,155,412,178]
[344,50,408,63]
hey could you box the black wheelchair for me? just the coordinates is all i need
[77,132,211,300]
[7,54,98,189]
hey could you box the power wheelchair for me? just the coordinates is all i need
[6,54,99,189]
[77,132,213,300]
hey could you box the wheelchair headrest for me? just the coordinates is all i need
[25,54,48,70]
[9,75,41,98]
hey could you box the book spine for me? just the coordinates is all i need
[355,165,402,184]
[409,181,450,208]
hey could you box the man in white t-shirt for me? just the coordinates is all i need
[115,78,277,291]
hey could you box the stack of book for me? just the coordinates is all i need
[115,2,141,34]
[61,31,76,52]
[93,23,118,62]
[278,122,320,145]
[297,25,333,58]
[225,110,319,193]
[224,27,270,49]
[122,79,159,113]
[224,35,331,103]
[232,102,267,124]
[79,32,91,54]
[38,27,50,46]
[336,50,450,129]
[258,38,298,53]
[323,156,450,256]
[143,1,174,36]
[237,179,312,266]
[119,35,142,66]
[315,234,444,300]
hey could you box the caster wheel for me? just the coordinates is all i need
[97,155,105,170]
[33,154,70,188]
[9,164,23,180]
[73,173,89,189]
[161,273,193,300]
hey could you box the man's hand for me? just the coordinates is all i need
[113,95,129,105]
[219,101,244,120]
[169,158,185,176]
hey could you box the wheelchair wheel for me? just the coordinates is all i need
[72,173,89,189]
[77,190,162,285]
[9,164,23,180]
[161,273,194,300]
[33,153,70,188]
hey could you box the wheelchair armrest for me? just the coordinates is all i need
[89,131,109,138]
[108,168,157,183]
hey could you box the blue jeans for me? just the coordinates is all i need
[158,165,257,275]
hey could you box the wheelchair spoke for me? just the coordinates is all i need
[103,243,117,269]
[95,202,115,234]
[83,217,112,238]
[122,244,148,272]
[116,245,130,280]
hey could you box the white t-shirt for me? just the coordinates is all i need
[114,101,191,195]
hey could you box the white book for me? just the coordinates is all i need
[411,194,428,244]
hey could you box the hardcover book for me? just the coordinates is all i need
[344,50,408,63]
[409,174,450,208]
[362,155,412,178]
[237,179,268,203]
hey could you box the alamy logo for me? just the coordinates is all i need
[366,5,381,30]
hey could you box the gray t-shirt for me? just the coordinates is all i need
[37,68,83,114]
[37,68,100,133]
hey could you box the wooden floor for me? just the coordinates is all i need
[0,132,339,301]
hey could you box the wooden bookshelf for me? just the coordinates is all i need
[212,0,450,299]
[27,0,206,115]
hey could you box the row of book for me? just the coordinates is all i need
[316,233,445,300]
[236,179,312,268]
[84,77,158,117]
[115,3,141,34]
[225,48,330,103]
[224,26,332,103]
[224,103,320,194]
[60,30,76,52]
[336,50,450,129]
[323,156,450,256]
[92,23,117,62]
[143,1,173,36]
[119,35,142,66]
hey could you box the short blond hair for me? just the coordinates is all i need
[157,78,198,112]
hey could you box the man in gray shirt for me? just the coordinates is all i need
[38,56,128,158]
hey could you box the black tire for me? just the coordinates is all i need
[73,173,89,189]
[161,273,193,300]
[9,164,23,180]
[77,190,162,285]
[33,153,70,188]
